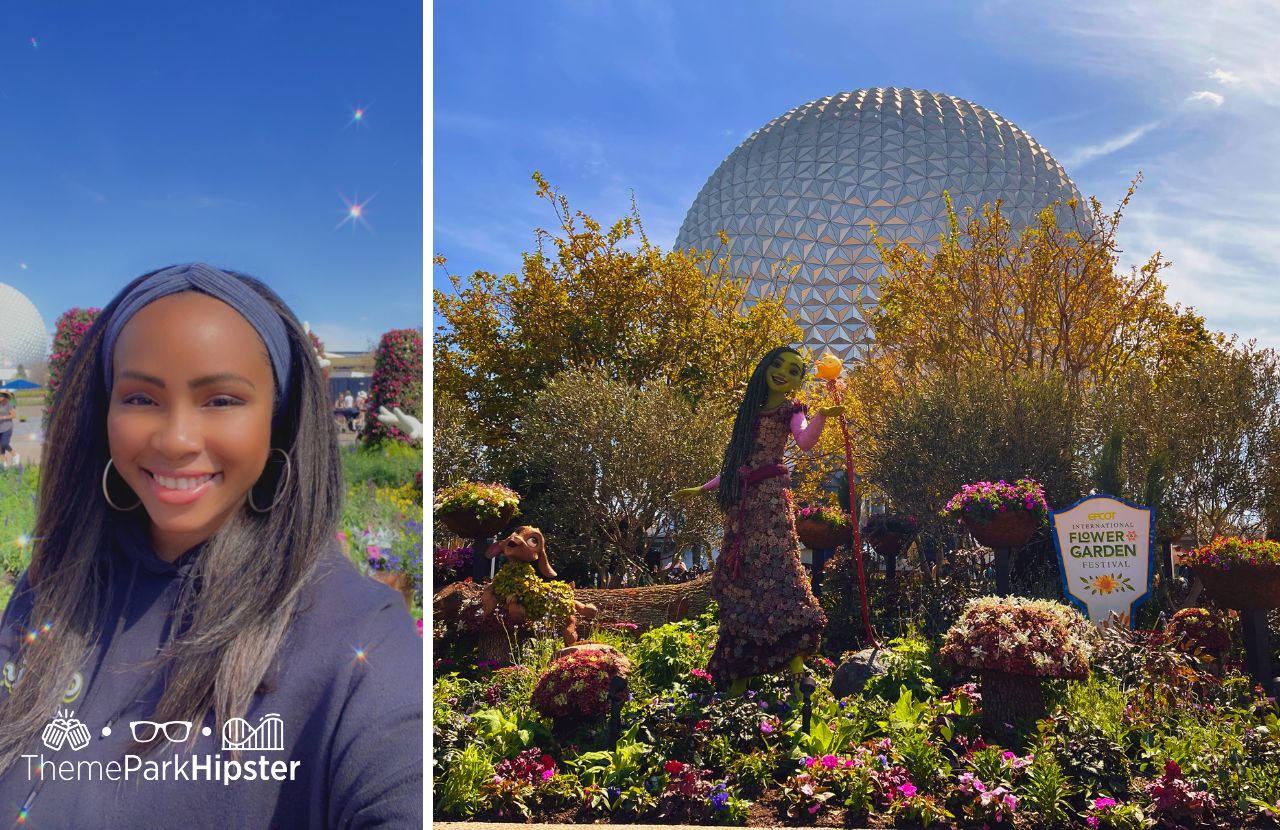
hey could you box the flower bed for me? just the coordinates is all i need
[434,595,1280,828]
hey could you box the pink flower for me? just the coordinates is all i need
[899,782,917,798]
[542,768,554,780]
[1086,818,1099,829]
[759,720,774,734]
[807,804,820,815]
[1094,797,1116,809]
[820,755,837,768]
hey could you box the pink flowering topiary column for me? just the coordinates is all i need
[361,328,423,446]
[44,307,102,431]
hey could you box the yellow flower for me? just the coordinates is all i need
[1092,574,1119,594]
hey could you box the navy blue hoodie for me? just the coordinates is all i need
[0,518,424,828]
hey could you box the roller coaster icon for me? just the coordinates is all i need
[221,713,284,751]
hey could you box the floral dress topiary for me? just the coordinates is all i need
[709,400,828,683]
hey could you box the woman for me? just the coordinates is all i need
[675,346,841,691]
[0,264,422,827]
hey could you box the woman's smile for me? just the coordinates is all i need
[142,468,224,504]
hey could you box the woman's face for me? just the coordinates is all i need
[107,292,276,560]
[765,351,805,394]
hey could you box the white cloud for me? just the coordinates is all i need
[1062,122,1159,167]
[1209,68,1241,85]
[306,321,382,352]
[1185,90,1224,107]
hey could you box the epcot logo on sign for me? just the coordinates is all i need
[1050,495,1154,628]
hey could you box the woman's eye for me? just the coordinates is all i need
[206,396,244,408]
[121,394,154,406]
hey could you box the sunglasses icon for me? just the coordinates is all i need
[129,720,192,743]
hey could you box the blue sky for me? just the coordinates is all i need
[434,1,1280,348]
[1,0,422,353]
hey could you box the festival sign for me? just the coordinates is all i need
[1049,495,1153,628]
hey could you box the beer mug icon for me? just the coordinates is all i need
[41,708,91,751]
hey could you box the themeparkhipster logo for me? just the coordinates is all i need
[21,710,300,784]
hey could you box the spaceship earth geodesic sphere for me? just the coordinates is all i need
[0,283,50,373]
[675,88,1082,359]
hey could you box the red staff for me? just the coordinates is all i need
[815,352,877,647]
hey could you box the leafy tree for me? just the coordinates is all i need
[434,172,802,461]
[867,367,1086,523]
[515,367,729,587]
[866,178,1209,390]
[432,391,491,490]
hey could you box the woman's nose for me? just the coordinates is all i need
[151,405,203,457]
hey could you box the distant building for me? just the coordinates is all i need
[0,284,49,382]
[327,351,376,398]
[675,88,1081,359]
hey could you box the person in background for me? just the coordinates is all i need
[0,390,15,468]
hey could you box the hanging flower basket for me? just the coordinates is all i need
[942,479,1048,548]
[862,515,918,564]
[794,505,852,550]
[1184,538,1280,611]
[438,504,517,540]
[963,511,1039,549]
[433,481,521,540]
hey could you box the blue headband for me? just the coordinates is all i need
[101,264,293,411]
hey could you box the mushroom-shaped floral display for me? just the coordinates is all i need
[794,504,853,550]
[531,646,630,731]
[433,481,521,540]
[1182,537,1280,611]
[941,596,1096,738]
[861,513,918,568]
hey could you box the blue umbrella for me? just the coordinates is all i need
[0,379,40,389]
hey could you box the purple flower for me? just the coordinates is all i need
[759,720,774,734]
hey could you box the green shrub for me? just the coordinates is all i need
[633,606,718,689]
[865,633,942,700]
[435,743,494,817]
[0,465,38,576]
[342,442,422,489]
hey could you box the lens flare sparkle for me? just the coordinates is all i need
[348,105,368,126]
[336,192,374,233]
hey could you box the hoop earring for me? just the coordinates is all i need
[248,448,291,513]
[102,459,142,511]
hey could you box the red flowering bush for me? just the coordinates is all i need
[1183,536,1280,569]
[940,596,1096,679]
[1166,608,1233,656]
[363,328,423,445]
[531,649,627,723]
[45,307,101,429]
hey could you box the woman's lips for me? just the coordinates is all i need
[143,470,222,505]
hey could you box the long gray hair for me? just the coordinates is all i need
[0,268,343,771]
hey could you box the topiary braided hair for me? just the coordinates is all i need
[716,346,804,512]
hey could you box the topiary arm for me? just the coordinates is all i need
[791,408,827,452]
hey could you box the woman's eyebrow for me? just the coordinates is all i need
[118,370,257,390]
